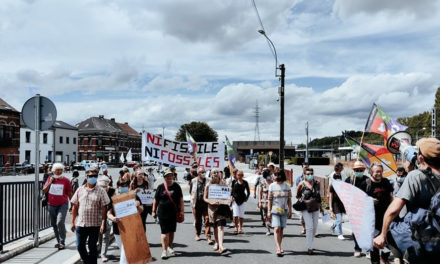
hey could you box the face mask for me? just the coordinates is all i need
[120,187,129,193]
[52,174,61,179]
[87,177,97,185]
[306,175,314,181]
[355,172,364,178]
[397,177,405,183]
[191,171,197,176]
[333,174,341,180]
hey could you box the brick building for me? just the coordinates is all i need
[0,98,20,166]
[76,115,141,163]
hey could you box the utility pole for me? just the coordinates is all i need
[279,64,285,170]
[305,121,309,162]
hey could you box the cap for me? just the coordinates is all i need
[122,166,129,172]
[353,160,366,170]
[417,138,440,159]
[86,165,99,173]
[267,162,275,167]
[163,168,173,177]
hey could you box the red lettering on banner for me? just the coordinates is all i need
[161,150,168,160]
[147,133,161,146]
[176,155,183,164]
[205,157,212,168]
[169,152,175,163]
[183,156,191,166]
[213,157,219,168]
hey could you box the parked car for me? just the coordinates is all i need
[126,161,139,167]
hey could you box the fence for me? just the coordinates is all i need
[0,181,51,251]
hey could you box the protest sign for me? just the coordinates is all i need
[137,190,155,205]
[331,179,375,251]
[112,192,152,263]
[141,131,225,168]
[207,184,230,205]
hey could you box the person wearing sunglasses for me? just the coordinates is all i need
[71,166,110,264]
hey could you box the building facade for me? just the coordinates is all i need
[76,115,141,163]
[232,140,296,163]
[52,121,78,164]
[0,98,20,166]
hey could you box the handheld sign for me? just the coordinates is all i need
[207,184,230,205]
[137,190,155,205]
[112,192,152,263]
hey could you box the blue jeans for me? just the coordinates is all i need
[48,203,68,245]
[76,226,100,264]
[331,213,343,235]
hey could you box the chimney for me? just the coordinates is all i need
[110,118,115,122]
[99,115,104,119]
[124,122,128,125]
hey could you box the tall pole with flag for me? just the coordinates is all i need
[186,131,197,163]
[225,136,236,175]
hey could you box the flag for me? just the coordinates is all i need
[119,152,125,163]
[225,136,236,173]
[126,148,132,162]
[343,133,397,177]
[185,131,197,154]
[365,103,407,140]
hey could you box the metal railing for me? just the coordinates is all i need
[0,181,51,251]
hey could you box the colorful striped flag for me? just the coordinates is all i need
[186,130,197,162]
[225,136,236,173]
[365,103,407,141]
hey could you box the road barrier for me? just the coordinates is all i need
[0,181,50,252]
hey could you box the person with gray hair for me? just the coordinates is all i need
[190,166,212,244]
[42,163,73,250]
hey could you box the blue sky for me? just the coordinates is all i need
[0,0,439,144]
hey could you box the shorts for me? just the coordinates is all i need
[159,217,177,234]
[271,213,287,228]
[232,201,246,218]
[213,219,226,228]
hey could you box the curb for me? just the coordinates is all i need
[0,232,56,263]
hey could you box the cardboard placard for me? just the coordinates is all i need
[137,190,155,205]
[112,192,152,264]
[207,184,230,205]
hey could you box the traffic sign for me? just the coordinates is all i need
[21,95,57,131]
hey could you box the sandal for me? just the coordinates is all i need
[238,230,244,234]
[58,244,65,250]
[233,230,238,235]
[213,244,219,251]
[219,247,227,254]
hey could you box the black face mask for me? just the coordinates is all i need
[191,171,197,176]
[333,174,341,180]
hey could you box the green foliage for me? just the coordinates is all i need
[175,121,218,142]
[397,112,431,140]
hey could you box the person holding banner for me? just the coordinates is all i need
[42,163,73,250]
[362,163,393,264]
[153,168,184,260]
[130,169,151,232]
[231,170,250,234]
[296,168,321,255]
[345,160,369,257]
[190,167,213,244]
[329,172,346,240]
[267,170,292,256]
[203,169,229,254]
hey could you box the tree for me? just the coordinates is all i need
[175,121,218,142]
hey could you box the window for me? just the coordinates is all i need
[87,152,92,160]
[25,150,31,163]
[48,151,52,162]
[25,131,31,143]
[88,137,92,145]
[59,136,63,144]
[66,137,70,144]
[0,125,3,140]
[43,133,48,144]
[98,137,102,146]
[79,137,83,145]
[7,127,13,138]
[73,137,77,144]
[73,152,76,162]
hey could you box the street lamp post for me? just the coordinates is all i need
[416,127,426,141]
[258,30,285,170]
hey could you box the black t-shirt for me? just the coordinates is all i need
[345,175,369,190]
[329,185,345,214]
[155,182,183,219]
[361,178,393,228]
[231,180,250,205]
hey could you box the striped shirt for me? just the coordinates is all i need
[71,185,110,227]
[268,182,291,215]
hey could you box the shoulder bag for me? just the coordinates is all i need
[164,183,184,223]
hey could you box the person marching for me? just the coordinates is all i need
[152,168,184,260]
[231,170,250,234]
[190,166,212,244]
[203,169,229,254]
[328,171,346,240]
[130,169,150,231]
[267,170,292,256]
[259,169,273,236]
[42,163,73,250]
[297,168,321,255]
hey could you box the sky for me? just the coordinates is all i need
[1,0,439,145]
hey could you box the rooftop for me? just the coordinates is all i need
[0,98,19,112]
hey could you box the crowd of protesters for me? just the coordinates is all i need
[39,136,440,263]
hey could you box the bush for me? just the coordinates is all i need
[288,157,330,165]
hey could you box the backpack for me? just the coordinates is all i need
[390,170,440,262]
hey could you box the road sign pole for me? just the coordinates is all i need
[33,94,40,247]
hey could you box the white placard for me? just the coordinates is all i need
[208,185,230,200]
[114,199,138,218]
[137,190,155,205]
[49,183,64,196]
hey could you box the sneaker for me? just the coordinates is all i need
[161,250,168,259]
[307,249,314,255]
[167,247,175,256]
[266,231,271,236]
[354,251,362,257]
[366,251,371,259]
[337,235,345,240]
